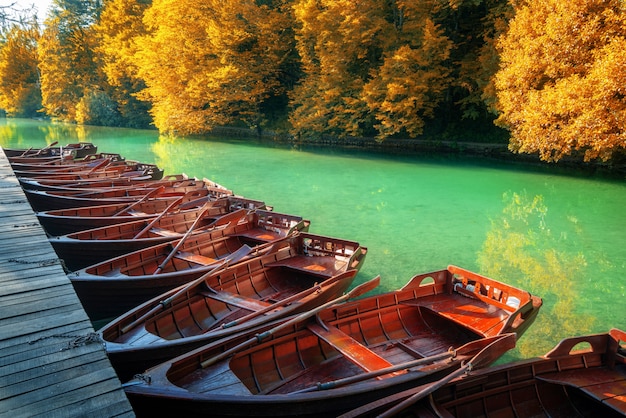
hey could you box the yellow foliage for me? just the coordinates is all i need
[495,0,626,162]
[0,24,41,117]
[135,0,294,135]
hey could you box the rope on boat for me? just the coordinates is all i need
[28,332,105,351]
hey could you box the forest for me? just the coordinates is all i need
[0,0,624,163]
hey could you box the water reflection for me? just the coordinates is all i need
[478,191,593,358]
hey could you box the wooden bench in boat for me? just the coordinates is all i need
[401,294,510,336]
[200,290,272,311]
[308,323,395,374]
[267,255,348,278]
[149,227,182,237]
[235,228,281,242]
[175,251,218,266]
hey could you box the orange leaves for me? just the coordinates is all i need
[0,24,41,117]
[495,0,626,162]
[134,0,293,135]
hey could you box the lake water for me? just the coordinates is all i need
[2,118,624,362]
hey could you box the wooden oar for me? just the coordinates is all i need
[18,147,33,157]
[292,333,515,395]
[132,196,185,239]
[200,276,381,369]
[112,186,165,216]
[221,269,359,330]
[376,333,517,418]
[208,207,249,228]
[20,141,58,157]
[120,244,254,334]
[85,157,111,174]
[152,203,215,274]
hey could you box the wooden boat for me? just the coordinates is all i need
[24,178,231,211]
[3,141,97,158]
[122,266,541,417]
[342,328,626,418]
[9,152,125,171]
[99,232,365,380]
[36,190,227,236]
[13,158,164,180]
[67,224,338,321]
[19,173,187,192]
[51,208,299,271]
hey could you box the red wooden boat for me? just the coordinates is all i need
[8,152,124,170]
[13,158,164,180]
[24,178,230,211]
[52,208,301,271]
[342,328,626,418]
[67,225,340,320]
[19,173,187,192]
[123,266,541,417]
[3,141,97,158]
[36,190,228,236]
[99,232,366,380]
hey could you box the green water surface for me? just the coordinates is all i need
[2,118,624,361]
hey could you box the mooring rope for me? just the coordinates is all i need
[28,332,105,351]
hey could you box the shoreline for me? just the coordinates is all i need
[207,126,626,179]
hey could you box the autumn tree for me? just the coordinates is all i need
[495,0,626,162]
[291,1,456,140]
[38,0,109,123]
[94,0,152,128]
[0,22,42,117]
[134,0,295,135]
[361,2,453,139]
[290,0,386,138]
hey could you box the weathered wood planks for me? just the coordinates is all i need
[0,148,134,418]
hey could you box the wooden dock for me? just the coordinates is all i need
[0,149,134,417]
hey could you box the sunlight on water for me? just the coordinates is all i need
[2,118,625,361]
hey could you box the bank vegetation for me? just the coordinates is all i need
[0,0,624,163]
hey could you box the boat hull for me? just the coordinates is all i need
[124,266,541,417]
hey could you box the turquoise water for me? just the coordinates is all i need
[2,118,624,361]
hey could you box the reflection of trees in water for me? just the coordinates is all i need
[478,191,593,358]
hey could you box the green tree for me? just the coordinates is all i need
[495,0,626,162]
[0,22,42,117]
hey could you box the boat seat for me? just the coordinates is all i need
[149,227,181,237]
[308,323,395,374]
[401,295,509,336]
[175,251,217,266]
[267,256,347,278]
[200,290,272,311]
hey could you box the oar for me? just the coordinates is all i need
[112,186,165,216]
[120,244,254,334]
[208,207,249,228]
[86,157,111,174]
[152,203,215,274]
[200,276,381,369]
[18,147,33,157]
[376,333,517,418]
[32,141,59,156]
[21,141,58,157]
[292,333,515,395]
[132,196,185,239]
[221,269,359,330]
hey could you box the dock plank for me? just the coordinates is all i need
[0,148,134,417]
